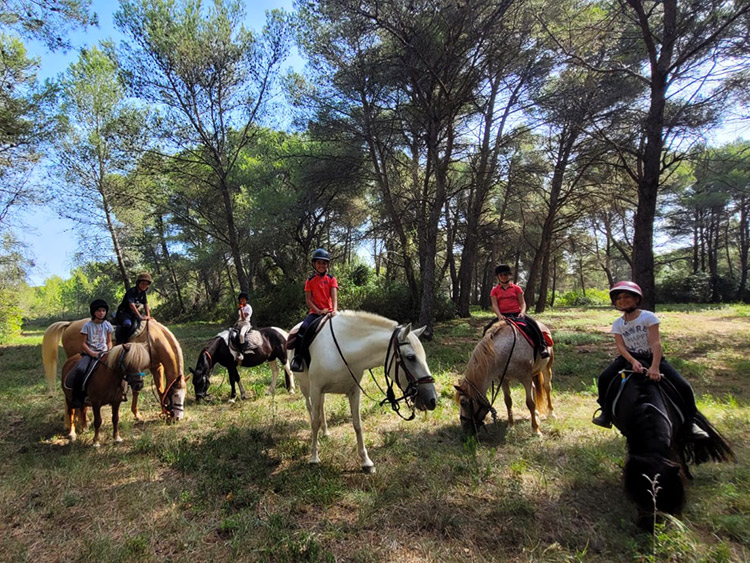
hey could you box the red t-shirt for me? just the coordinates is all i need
[490,282,523,314]
[304,273,339,313]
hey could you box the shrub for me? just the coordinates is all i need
[555,288,611,307]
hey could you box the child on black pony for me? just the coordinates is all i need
[592,281,708,438]
[115,272,152,343]
[290,248,338,372]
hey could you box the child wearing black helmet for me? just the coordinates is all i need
[68,299,114,407]
[235,292,253,362]
[115,272,152,342]
[290,248,339,372]
[592,281,708,438]
[488,264,549,359]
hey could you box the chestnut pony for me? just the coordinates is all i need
[61,343,151,446]
[43,318,187,422]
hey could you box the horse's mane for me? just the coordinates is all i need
[106,343,150,372]
[338,310,398,330]
[464,326,501,386]
[153,320,185,377]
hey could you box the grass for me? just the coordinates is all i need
[0,306,748,561]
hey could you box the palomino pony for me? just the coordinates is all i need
[611,370,735,530]
[61,343,151,446]
[455,319,554,436]
[43,319,187,421]
[294,311,438,473]
[190,327,294,402]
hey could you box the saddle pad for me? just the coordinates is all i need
[244,330,264,349]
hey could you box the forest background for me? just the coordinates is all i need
[1,0,749,342]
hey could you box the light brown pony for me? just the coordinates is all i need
[62,343,151,446]
[43,318,187,422]
[455,320,555,436]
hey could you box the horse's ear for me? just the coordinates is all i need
[400,323,412,337]
[188,367,195,375]
[412,325,427,338]
[453,384,463,394]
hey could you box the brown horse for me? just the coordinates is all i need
[62,343,151,446]
[43,318,187,421]
[455,320,555,436]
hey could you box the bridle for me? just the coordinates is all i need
[116,345,146,392]
[459,319,519,435]
[329,322,435,421]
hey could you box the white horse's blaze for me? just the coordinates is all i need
[295,311,438,471]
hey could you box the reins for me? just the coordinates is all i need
[460,318,518,435]
[328,320,434,421]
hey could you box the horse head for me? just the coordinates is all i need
[390,324,437,412]
[454,379,493,436]
[190,349,213,402]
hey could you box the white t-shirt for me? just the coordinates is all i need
[237,303,252,323]
[81,320,114,353]
[610,310,659,356]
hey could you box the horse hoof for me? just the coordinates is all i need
[533,430,542,437]
[114,436,123,443]
[93,442,101,448]
[241,394,247,400]
[362,465,376,474]
[228,398,236,404]
[68,435,76,443]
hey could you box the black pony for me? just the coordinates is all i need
[611,371,735,530]
[190,327,294,402]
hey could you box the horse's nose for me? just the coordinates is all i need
[427,397,436,411]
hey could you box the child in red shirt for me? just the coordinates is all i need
[488,264,549,358]
[290,248,339,372]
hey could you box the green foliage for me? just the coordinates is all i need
[658,271,739,303]
[555,287,611,307]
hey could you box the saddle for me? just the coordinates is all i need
[64,354,101,408]
[228,327,263,354]
[484,317,553,351]
[286,314,331,366]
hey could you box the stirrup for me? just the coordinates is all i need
[290,357,304,372]
[592,408,612,428]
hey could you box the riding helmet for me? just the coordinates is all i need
[609,281,643,303]
[238,292,249,301]
[90,299,109,318]
[495,264,512,276]
[136,272,153,285]
[311,248,331,264]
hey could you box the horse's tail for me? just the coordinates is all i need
[533,370,548,415]
[42,321,71,393]
[684,411,736,465]
[107,343,151,373]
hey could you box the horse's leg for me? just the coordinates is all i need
[66,403,77,442]
[92,404,103,447]
[544,360,555,419]
[235,366,247,400]
[227,365,243,402]
[284,359,295,393]
[348,387,375,473]
[524,379,541,436]
[503,380,514,426]
[131,390,142,421]
[308,388,324,465]
[319,393,329,437]
[79,406,89,432]
[267,361,278,395]
[112,401,122,443]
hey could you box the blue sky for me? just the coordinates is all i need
[19,0,296,285]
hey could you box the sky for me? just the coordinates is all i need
[15,0,750,285]
[18,0,296,285]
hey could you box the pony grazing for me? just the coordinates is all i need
[455,319,554,436]
[190,327,294,402]
[294,311,438,473]
[610,370,735,530]
[43,318,187,422]
[61,343,151,446]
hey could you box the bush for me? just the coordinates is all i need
[0,289,22,343]
[555,288,611,307]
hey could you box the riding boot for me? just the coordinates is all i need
[592,408,612,428]
[539,346,550,359]
[290,355,305,372]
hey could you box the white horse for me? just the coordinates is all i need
[293,311,438,473]
[455,319,555,436]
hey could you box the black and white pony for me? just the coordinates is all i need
[611,370,734,530]
[190,327,294,402]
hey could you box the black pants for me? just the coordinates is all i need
[292,313,323,360]
[596,353,697,420]
[483,314,547,353]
